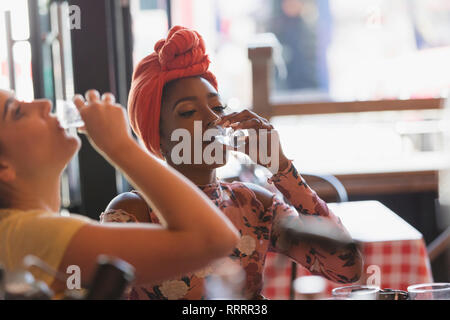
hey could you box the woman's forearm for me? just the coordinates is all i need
[60,139,238,287]
[269,161,363,281]
[104,138,238,237]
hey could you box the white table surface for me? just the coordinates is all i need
[329,200,424,242]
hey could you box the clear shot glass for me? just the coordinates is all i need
[331,285,380,300]
[407,283,450,300]
[56,100,85,129]
[213,118,248,149]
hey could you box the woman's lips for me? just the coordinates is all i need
[53,117,65,132]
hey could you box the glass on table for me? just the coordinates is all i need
[331,285,380,300]
[3,269,54,300]
[407,283,450,300]
[204,258,246,300]
[293,275,327,300]
[56,100,85,129]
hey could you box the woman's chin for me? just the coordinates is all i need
[173,156,228,170]
[68,134,82,149]
[50,139,81,174]
[61,134,82,159]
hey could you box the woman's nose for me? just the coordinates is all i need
[35,99,52,117]
[203,108,221,129]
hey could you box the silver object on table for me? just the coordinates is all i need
[378,288,409,300]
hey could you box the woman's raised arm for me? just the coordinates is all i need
[58,90,239,286]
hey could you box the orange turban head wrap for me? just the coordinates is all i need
[128,25,218,159]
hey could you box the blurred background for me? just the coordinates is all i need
[0,0,449,283]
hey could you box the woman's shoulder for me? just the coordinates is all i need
[0,209,91,226]
[224,181,275,212]
[102,191,151,223]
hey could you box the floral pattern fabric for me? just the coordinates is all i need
[100,160,361,299]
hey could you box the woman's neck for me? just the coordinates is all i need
[9,175,61,213]
[172,165,217,186]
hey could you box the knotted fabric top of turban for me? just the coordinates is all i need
[128,25,218,159]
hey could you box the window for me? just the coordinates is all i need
[130,0,170,67]
[0,0,34,101]
[165,0,450,105]
[129,0,450,179]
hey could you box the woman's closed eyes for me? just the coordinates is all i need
[14,104,24,120]
[179,105,227,118]
[4,100,24,121]
[179,109,196,118]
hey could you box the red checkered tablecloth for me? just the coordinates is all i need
[262,201,434,299]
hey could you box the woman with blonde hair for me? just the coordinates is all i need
[0,88,239,296]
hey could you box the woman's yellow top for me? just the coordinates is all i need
[0,209,91,291]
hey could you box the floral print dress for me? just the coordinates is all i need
[100,160,361,300]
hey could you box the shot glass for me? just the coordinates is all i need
[56,100,85,129]
[331,285,380,300]
[215,127,248,149]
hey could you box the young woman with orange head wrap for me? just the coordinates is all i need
[102,26,363,300]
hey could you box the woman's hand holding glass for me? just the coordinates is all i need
[72,90,133,158]
[215,109,290,174]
